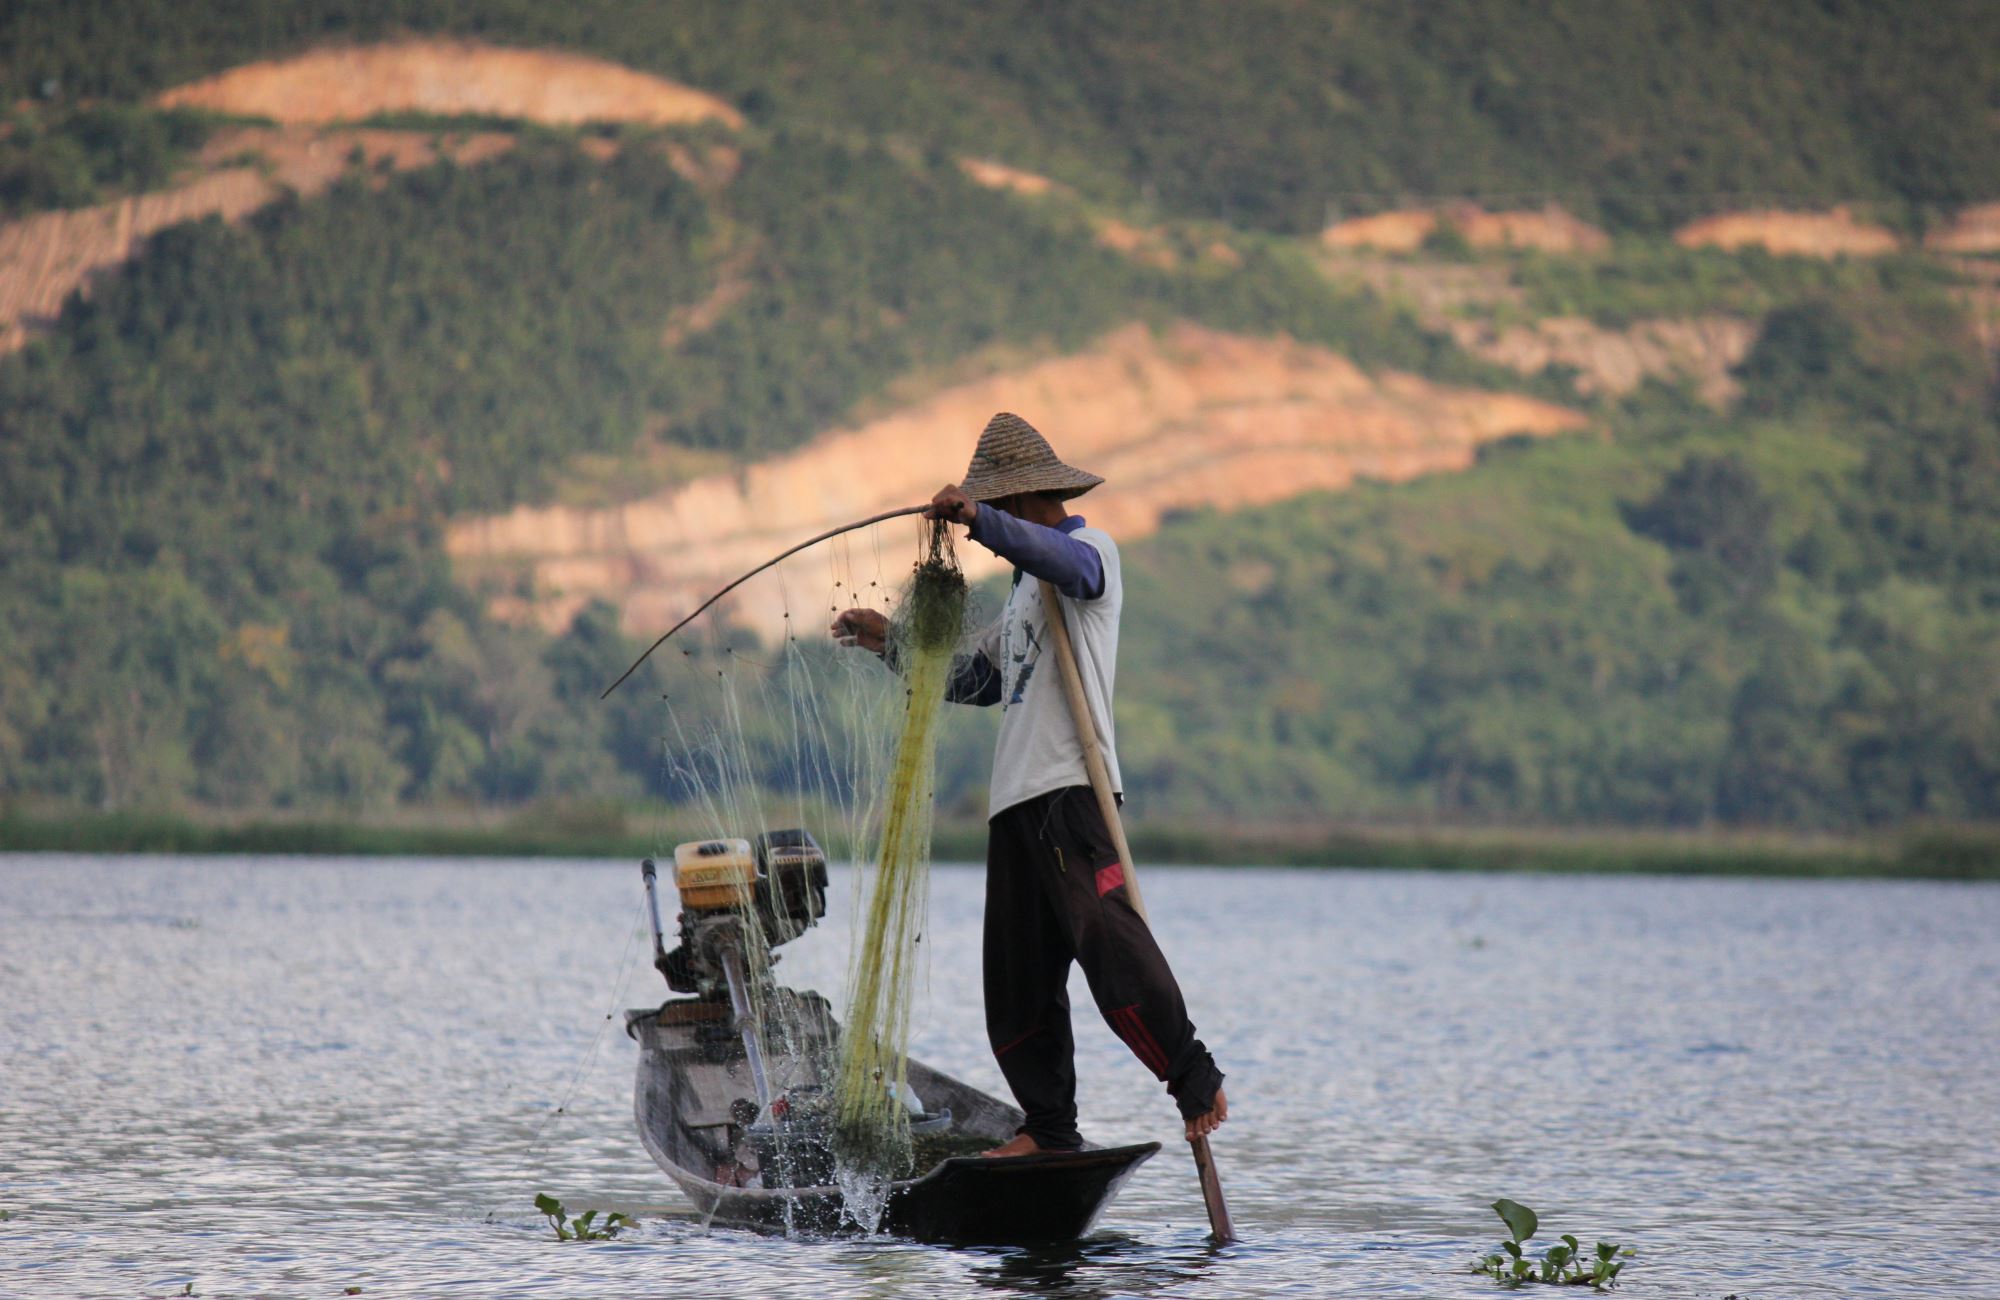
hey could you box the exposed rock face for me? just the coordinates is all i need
[1445,315,1758,405]
[1327,256,1518,316]
[1673,207,1900,257]
[1452,205,1611,254]
[1091,217,1178,268]
[156,39,743,128]
[1321,211,1436,254]
[1927,203,2000,254]
[1323,254,1754,404]
[1321,204,1610,254]
[1,168,268,352]
[1943,255,2000,375]
[3,37,749,353]
[206,123,518,192]
[445,322,1588,637]
[957,158,1062,197]
[0,126,511,352]
[0,103,745,354]
[953,157,1231,271]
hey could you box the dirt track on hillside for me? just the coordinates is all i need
[0,127,513,353]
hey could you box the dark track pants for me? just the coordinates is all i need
[983,786,1224,1150]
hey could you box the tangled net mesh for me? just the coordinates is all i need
[648,517,975,1232]
[830,520,967,1225]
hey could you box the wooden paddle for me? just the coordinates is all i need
[1037,578,1237,1245]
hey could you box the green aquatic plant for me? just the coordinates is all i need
[533,1193,635,1242]
[1473,1199,1630,1290]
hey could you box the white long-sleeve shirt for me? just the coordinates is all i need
[946,514,1122,817]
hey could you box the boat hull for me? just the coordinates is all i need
[886,1145,1161,1244]
[627,999,1158,1243]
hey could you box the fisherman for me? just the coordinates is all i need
[832,412,1227,1156]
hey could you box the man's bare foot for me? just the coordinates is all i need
[981,1133,1046,1158]
[1184,1086,1228,1142]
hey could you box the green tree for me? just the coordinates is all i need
[1623,454,1779,616]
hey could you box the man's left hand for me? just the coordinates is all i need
[926,484,978,526]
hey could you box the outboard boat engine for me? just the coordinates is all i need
[646,829,828,1000]
[634,830,961,1194]
[639,829,830,1139]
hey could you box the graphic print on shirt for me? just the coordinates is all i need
[1001,597,1043,712]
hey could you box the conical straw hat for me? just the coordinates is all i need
[958,412,1104,502]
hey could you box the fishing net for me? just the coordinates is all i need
[643,517,977,1233]
[830,521,967,1223]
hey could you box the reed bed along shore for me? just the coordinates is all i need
[3,806,1995,880]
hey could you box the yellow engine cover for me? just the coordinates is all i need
[672,838,756,911]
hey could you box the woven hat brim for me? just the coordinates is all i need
[959,462,1105,502]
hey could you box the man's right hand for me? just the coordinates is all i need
[830,608,889,655]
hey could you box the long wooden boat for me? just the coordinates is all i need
[625,992,1159,1243]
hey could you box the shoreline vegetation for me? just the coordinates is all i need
[3,807,1994,880]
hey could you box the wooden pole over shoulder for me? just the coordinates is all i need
[1036,578,1147,922]
[1036,578,1236,1245]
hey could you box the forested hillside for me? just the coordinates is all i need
[1116,280,2000,826]
[1,142,710,806]
[1,4,1996,832]
[4,0,1997,232]
[0,129,1460,812]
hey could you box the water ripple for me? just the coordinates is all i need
[2,855,1996,1297]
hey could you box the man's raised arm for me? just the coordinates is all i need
[968,508,1104,600]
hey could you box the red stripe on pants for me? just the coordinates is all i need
[1112,1004,1169,1078]
[993,1026,1042,1059]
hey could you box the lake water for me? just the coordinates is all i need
[2,854,1996,1298]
